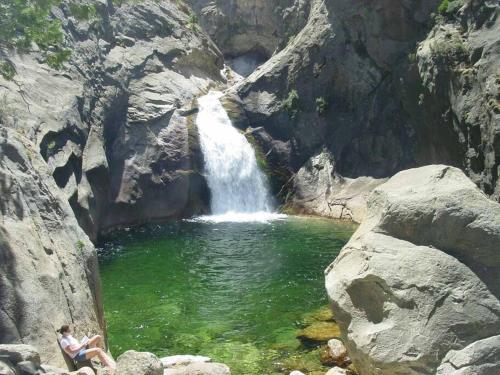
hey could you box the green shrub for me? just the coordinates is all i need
[315,97,327,115]
[68,3,98,21]
[76,240,85,252]
[0,0,71,72]
[45,49,72,70]
[283,89,300,118]
[438,0,449,14]
[187,13,199,31]
[0,60,15,80]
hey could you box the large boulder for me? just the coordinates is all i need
[0,128,105,367]
[116,351,163,375]
[325,165,500,375]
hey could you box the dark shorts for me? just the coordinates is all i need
[74,349,88,362]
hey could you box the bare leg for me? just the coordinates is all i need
[85,348,116,369]
[88,335,103,349]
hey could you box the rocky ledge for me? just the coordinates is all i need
[325,165,500,375]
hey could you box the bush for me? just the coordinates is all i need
[187,13,199,31]
[68,3,98,21]
[315,97,327,115]
[0,0,71,71]
[283,89,300,118]
[0,60,15,80]
[438,0,449,14]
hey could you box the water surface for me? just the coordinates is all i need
[98,217,355,374]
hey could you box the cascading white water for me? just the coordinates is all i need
[195,91,284,222]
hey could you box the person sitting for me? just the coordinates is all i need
[57,324,116,370]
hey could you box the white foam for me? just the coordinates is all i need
[189,212,287,224]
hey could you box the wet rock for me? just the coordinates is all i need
[297,322,341,345]
[116,350,163,375]
[320,339,350,367]
[326,165,500,375]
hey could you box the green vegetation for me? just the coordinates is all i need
[187,13,199,31]
[430,36,470,65]
[438,0,449,14]
[76,240,85,252]
[283,89,300,119]
[0,60,15,80]
[0,0,71,70]
[315,97,328,115]
[437,0,465,16]
[68,3,98,21]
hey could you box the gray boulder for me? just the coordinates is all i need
[436,335,500,375]
[116,351,162,375]
[325,165,500,375]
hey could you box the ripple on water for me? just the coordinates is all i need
[98,217,356,375]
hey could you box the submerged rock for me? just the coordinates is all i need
[161,355,211,368]
[326,165,500,375]
[116,351,163,375]
[297,322,341,345]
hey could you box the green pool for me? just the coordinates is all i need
[98,217,355,374]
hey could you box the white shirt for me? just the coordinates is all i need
[60,335,79,358]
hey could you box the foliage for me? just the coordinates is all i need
[68,3,97,21]
[283,89,300,119]
[438,0,449,14]
[315,97,327,115]
[187,13,199,31]
[0,59,15,80]
[430,36,470,65]
[76,240,85,252]
[0,0,71,71]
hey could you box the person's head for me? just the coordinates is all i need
[57,324,71,336]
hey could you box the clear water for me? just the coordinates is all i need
[98,217,355,374]
[196,91,274,214]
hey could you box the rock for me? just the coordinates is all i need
[16,360,45,375]
[320,339,350,367]
[291,149,386,223]
[325,165,500,375]
[116,351,163,375]
[163,362,231,375]
[297,322,341,345]
[160,355,211,368]
[436,335,500,375]
[289,371,306,375]
[325,367,348,375]
[0,128,104,367]
[0,359,16,375]
[0,345,40,366]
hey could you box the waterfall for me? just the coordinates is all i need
[195,91,283,222]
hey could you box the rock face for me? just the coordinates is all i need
[0,129,104,366]
[291,149,385,223]
[116,350,163,375]
[325,165,500,375]
[0,0,223,240]
[214,0,499,210]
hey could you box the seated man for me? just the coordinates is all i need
[57,324,116,370]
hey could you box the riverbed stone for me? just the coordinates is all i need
[325,367,349,375]
[163,362,231,375]
[297,322,341,344]
[116,351,163,375]
[326,165,500,375]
